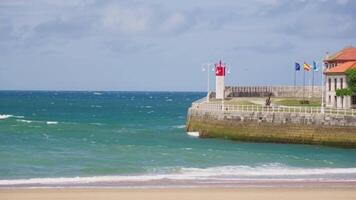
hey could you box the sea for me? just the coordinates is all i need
[1,91,356,188]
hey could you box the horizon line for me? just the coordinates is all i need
[0,89,206,93]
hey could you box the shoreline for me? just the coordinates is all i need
[1,187,356,200]
[2,179,356,189]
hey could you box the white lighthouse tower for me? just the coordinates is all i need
[215,60,226,99]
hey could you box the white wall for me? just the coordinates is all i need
[216,76,225,99]
[325,74,350,109]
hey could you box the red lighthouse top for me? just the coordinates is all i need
[215,60,226,76]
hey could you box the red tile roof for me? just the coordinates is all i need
[325,47,356,61]
[325,61,356,74]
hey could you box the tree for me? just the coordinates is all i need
[336,68,356,97]
[345,68,356,93]
[336,88,352,97]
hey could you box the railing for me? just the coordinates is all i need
[192,102,356,117]
[225,85,323,98]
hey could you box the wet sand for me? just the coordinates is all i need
[1,188,356,200]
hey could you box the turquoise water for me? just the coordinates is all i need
[1,91,356,187]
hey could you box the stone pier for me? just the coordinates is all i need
[186,105,356,148]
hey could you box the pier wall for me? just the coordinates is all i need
[225,86,322,98]
[186,108,356,148]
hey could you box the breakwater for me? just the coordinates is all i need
[186,101,356,148]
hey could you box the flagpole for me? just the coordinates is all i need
[308,72,311,99]
[303,68,305,102]
[294,68,296,87]
[207,63,210,103]
[321,61,325,114]
[312,66,314,98]
[202,63,211,103]
[222,61,225,111]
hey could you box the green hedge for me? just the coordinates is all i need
[336,88,352,97]
[335,68,356,97]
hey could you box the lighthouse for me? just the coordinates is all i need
[215,60,226,99]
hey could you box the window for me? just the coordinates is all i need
[328,78,331,91]
[335,96,337,107]
[329,95,331,104]
[352,96,356,105]
[341,78,344,89]
[341,97,344,108]
[334,78,337,91]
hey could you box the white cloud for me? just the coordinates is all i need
[98,4,153,34]
[255,0,279,5]
[160,12,187,32]
[95,3,196,36]
[336,0,349,5]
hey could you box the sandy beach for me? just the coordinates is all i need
[1,188,356,200]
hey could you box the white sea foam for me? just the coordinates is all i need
[187,132,199,137]
[17,119,32,123]
[46,121,58,125]
[90,105,103,108]
[1,166,356,186]
[178,165,356,177]
[0,114,13,120]
[14,115,25,119]
[93,92,102,95]
[90,122,104,126]
[173,125,186,129]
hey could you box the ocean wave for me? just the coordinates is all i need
[0,114,13,120]
[178,165,356,177]
[16,119,32,123]
[2,165,356,186]
[16,118,61,125]
[14,115,25,119]
[46,121,58,125]
[173,125,186,129]
[0,114,24,120]
[90,122,104,126]
[90,105,103,108]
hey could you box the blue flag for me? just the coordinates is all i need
[313,61,318,71]
[295,62,301,71]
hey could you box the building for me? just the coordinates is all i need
[215,61,226,99]
[324,46,356,109]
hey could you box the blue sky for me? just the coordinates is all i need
[0,0,355,91]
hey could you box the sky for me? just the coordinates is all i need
[0,0,355,91]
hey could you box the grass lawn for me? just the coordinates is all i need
[209,98,257,105]
[273,98,321,107]
[230,100,257,105]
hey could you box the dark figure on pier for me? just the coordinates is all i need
[265,92,272,106]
